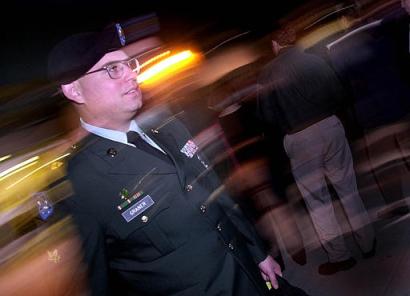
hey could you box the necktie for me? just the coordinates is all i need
[126,131,172,164]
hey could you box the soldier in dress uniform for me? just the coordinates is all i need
[48,14,308,296]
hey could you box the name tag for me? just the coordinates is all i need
[121,195,154,222]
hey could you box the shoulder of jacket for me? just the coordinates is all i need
[137,105,190,134]
[66,134,103,169]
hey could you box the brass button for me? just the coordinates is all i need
[228,243,234,250]
[107,148,118,157]
[216,223,222,231]
[185,184,193,192]
[200,205,206,213]
[141,215,149,223]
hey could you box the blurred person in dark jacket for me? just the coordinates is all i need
[258,27,376,275]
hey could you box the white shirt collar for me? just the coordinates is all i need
[80,118,142,146]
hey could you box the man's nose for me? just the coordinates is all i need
[123,65,138,80]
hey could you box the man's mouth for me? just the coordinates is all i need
[124,87,139,95]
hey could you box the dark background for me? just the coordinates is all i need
[0,0,306,86]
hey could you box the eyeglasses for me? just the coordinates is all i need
[84,57,141,80]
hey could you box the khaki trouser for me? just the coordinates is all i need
[284,115,374,262]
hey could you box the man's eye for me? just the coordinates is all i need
[107,64,120,72]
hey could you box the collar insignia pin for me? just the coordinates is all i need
[107,148,118,157]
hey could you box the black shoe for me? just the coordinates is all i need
[318,257,357,275]
[362,239,377,259]
[276,277,310,296]
[291,248,307,266]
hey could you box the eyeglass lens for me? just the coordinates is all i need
[128,58,140,73]
[106,58,139,79]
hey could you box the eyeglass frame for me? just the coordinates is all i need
[83,56,141,80]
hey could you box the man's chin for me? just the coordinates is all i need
[132,101,143,112]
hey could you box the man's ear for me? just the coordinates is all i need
[61,82,84,104]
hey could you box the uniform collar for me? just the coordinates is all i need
[80,118,143,146]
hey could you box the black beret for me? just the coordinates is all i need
[48,13,159,85]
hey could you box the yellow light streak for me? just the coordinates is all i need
[0,156,40,181]
[137,50,196,84]
[140,51,171,69]
[0,154,12,163]
[0,161,38,182]
[6,153,70,190]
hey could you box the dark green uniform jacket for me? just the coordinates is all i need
[65,111,271,296]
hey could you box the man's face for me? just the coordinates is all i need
[77,49,143,127]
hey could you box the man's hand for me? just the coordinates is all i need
[258,255,283,290]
